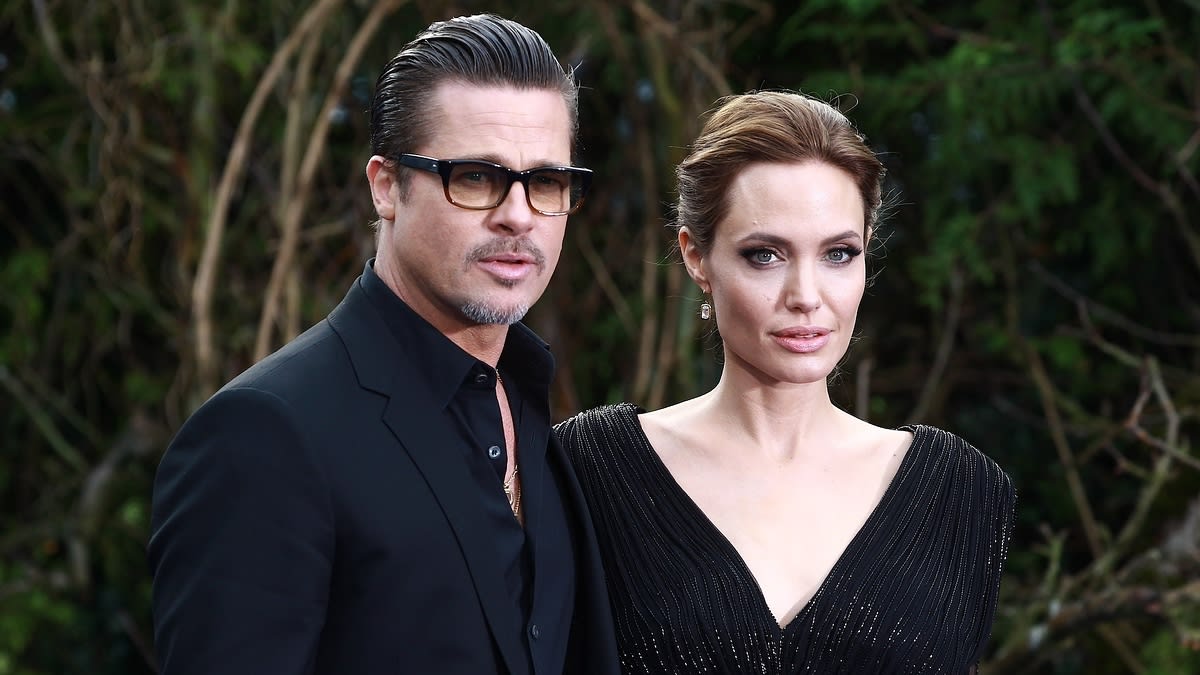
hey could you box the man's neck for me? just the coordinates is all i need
[374,256,510,366]
[442,323,510,367]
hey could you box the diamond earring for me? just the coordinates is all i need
[699,302,712,320]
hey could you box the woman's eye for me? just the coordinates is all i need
[746,249,778,265]
[826,246,863,264]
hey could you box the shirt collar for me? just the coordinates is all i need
[359,259,555,409]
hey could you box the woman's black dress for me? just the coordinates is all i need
[556,403,1015,674]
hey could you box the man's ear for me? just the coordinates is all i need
[366,155,398,221]
[678,226,710,293]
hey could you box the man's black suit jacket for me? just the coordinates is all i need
[147,275,619,675]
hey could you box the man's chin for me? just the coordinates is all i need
[461,300,530,326]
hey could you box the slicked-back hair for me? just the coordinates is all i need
[369,13,579,192]
[675,91,885,254]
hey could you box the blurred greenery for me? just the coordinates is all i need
[2,0,1198,672]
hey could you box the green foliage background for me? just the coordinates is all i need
[2,0,1198,673]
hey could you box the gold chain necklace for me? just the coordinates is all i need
[497,369,521,519]
[503,464,521,515]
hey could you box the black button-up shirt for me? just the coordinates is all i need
[362,260,570,674]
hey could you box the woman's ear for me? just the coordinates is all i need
[366,155,398,221]
[678,226,710,293]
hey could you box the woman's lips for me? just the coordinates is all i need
[772,327,831,353]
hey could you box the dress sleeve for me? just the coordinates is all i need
[969,444,1018,669]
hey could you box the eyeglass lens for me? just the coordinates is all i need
[447,163,584,214]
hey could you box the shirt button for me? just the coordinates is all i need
[487,445,502,459]
[474,372,488,384]
[529,624,540,640]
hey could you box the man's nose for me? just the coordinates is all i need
[489,181,537,234]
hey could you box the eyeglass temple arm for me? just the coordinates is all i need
[397,154,440,173]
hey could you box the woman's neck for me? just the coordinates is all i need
[696,368,855,463]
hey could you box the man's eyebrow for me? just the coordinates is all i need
[449,153,566,170]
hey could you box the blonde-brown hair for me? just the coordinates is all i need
[674,91,885,253]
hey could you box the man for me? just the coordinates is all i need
[147,14,618,675]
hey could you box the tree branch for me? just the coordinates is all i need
[192,0,344,394]
[0,365,85,471]
[987,580,1200,673]
[1025,346,1105,559]
[254,0,406,360]
[909,266,963,421]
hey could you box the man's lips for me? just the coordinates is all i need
[477,255,537,281]
[481,254,535,265]
[467,238,546,282]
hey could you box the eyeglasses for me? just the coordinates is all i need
[396,154,592,216]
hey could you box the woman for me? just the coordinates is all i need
[556,91,1015,673]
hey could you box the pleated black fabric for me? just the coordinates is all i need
[555,403,1015,674]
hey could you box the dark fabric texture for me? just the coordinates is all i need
[360,262,534,621]
[147,262,620,675]
[556,403,1015,675]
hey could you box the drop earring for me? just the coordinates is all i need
[699,301,712,320]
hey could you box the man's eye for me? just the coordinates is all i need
[531,173,566,188]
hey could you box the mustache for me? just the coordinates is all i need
[465,238,546,268]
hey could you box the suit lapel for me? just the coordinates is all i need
[328,280,525,674]
[381,390,525,674]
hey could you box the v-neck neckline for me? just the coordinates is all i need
[619,403,924,633]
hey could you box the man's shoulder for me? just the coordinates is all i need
[169,317,371,458]
[222,319,344,397]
